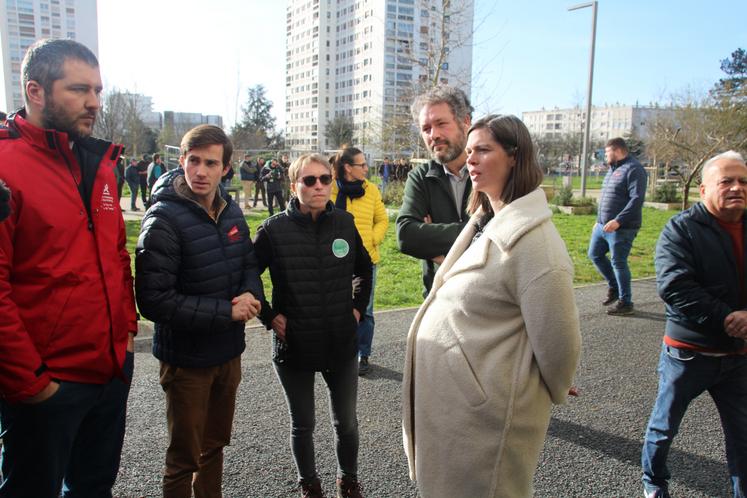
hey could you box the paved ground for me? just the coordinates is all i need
[114,279,734,498]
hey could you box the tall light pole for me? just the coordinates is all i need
[568,1,598,198]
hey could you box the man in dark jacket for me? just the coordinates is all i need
[0,38,137,497]
[641,151,747,498]
[261,158,286,216]
[135,125,263,498]
[588,137,647,316]
[396,85,472,297]
[137,153,149,206]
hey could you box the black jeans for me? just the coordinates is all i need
[0,352,133,497]
[267,190,285,216]
[274,356,359,481]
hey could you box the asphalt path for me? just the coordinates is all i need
[115,279,732,497]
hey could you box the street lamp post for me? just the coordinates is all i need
[568,0,598,198]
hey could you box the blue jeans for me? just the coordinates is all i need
[588,223,638,305]
[357,265,377,358]
[0,352,134,498]
[274,356,359,481]
[641,344,747,497]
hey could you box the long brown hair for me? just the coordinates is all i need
[466,114,543,215]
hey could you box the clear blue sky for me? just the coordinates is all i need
[97,0,747,128]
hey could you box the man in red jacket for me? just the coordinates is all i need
[0,39,137,497]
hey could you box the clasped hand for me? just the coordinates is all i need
[231,292,261,322]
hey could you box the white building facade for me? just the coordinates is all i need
[285,0,474,155]
[522,104,671,142]
[0,0,98,113]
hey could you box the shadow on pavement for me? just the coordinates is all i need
[548,417,729,497]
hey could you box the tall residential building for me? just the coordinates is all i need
[0,0,98,114]
[285,0,474,156]
[522,104,673,142]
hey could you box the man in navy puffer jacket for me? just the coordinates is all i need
[588,137,647,316]
[135,125,263,498]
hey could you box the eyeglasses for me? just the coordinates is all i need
[299,174,333,187]
[351,162,368,168]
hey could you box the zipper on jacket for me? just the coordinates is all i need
[54,134,95,231]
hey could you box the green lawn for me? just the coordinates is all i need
[125,206,678,311]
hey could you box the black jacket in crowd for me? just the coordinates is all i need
[655,202,746,352]
[135,169,264,367]
[253,199,373,372]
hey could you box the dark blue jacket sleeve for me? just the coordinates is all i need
[614,166,647,226]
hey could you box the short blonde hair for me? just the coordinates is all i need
[288,153,332,183]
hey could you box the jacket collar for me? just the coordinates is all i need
[482,188,552,251]
[689,201,747,228]
[288,198,334,224]
[8,108,121,159]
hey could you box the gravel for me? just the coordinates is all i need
[115,279,732,497]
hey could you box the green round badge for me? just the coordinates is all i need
[332,238,350,258]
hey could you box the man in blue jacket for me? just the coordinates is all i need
[641,151,747,498]
[135,125,263,498]
[588,137,647,315]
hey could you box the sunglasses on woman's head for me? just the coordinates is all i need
[299,174,333,187]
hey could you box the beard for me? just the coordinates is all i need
[41,97,96,141]
[428,131,467,165]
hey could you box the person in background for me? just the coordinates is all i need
[239,153,257,209]
[261,158,286,216]
[221,160,235,187]
[135,125,263,498]
[641,151,747,498]
[115,155,125,199]
[280,153,292,200]
[147,153,167,198]
[379,156,391,195]
[254,157,267,207]
[137,153,149,207]
[0,38,137,497]
[402,114,581,498]
[588,137,647,316]
[125,157,141,211]
[330,146,388,376]
[254,153,372,498]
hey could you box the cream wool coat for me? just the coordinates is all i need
[402,188,581,498]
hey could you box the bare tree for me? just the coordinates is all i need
[646,91,747,210]
[95,89,157,156]
[325,115,354,149]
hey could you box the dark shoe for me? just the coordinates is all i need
[358,356,369,376]
[300,477,326,498]
[607,301,634,316]
[131,207,140,212]
[602,287,619,306]
[336,476,363,498]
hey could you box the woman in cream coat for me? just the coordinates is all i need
[402,114,582,498]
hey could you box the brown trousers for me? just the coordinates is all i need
[159,357,242,498]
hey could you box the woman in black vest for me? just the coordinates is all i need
[253,153,372,498]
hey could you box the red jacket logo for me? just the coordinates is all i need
[227,225,242,242]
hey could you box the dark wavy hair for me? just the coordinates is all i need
[180,125,233,166]
[329,145,363,180]
[466,114,543,215]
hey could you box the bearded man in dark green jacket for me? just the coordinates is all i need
[396,85,473,297]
